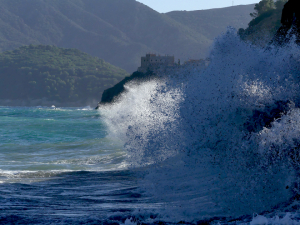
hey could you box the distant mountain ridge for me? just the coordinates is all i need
[0,0,254,72]
[166,5,255,40]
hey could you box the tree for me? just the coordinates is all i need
[250,0,275,18]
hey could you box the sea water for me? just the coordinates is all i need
[1,29,300,224]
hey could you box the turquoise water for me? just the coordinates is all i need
[0,106,151,224]
[0,106,126,183]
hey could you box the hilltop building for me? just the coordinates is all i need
[138,54,175,73]
[137,54,210,73]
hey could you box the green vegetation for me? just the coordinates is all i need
[0,45,128,103]
[238,0,288,46]
[249,0,275,18]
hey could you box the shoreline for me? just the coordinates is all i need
[0,99,99,107]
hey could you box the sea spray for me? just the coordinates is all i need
[100,28,300,222]
[100,79,184,166]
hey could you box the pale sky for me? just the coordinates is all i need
[136,0,260,13]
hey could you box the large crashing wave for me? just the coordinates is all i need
[101,28,300,222]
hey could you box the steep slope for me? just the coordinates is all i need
[238,1,286,47]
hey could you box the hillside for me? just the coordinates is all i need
[166,4,254,40]
[0,0,254,72]
[0,45,128,106]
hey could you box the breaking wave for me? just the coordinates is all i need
[100,28,300,223]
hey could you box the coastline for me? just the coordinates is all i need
[0,98,99,107]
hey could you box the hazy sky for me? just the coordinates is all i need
[136,0,259,13]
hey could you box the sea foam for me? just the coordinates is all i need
[101,28,300,222]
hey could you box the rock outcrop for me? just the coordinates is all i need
[272,0,300,46]
[95,71,154,108]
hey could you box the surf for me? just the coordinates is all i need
[99,27,300,223]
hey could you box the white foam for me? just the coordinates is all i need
[102,28,300,222]
[123,218,138,225]
[77,106,93,111]
[250,213,300,225]
[100,80,183,166]
[250,215,269,225]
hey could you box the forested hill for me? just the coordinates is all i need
[238,0,288,46]
[0,45,128,105]
[0,0,253,72]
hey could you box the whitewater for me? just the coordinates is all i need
[1,29,300,224]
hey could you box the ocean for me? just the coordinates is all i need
[1,29,300,224]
